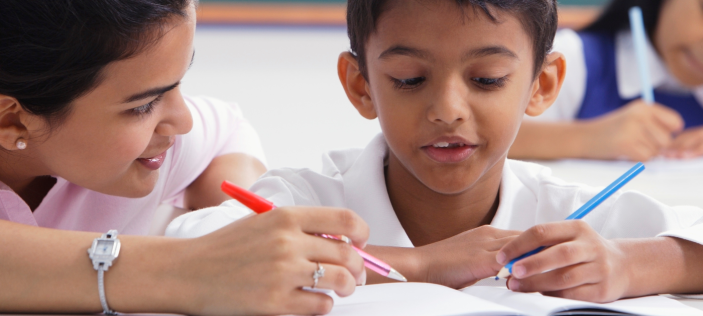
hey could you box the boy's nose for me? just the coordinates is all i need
[427,78,470,125]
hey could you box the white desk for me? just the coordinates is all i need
[530,158,703,209]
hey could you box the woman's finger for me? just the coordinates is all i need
[282,290,336,316]
[302,234,365,283]
[299,261,358,297]
[269,207,370,248]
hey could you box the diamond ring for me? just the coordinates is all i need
[312,262,325,288]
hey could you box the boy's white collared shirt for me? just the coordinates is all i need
[166,134,703,248]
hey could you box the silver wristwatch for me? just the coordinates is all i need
[88,230,121,315]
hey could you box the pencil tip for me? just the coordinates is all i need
[496,267,511,279]
[387,268,408,282]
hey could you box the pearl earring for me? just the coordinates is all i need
[16,139,27,150]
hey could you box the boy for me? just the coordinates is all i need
[168,0,703,302]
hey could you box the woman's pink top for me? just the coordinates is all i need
[0,96,266,235]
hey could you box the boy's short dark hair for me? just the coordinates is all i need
[347,0,558,79]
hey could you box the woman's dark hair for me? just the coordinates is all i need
[347,0,559,80]
[582,0,665,41]
[0,0,192,126]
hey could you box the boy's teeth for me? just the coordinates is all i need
[433,142,450,148]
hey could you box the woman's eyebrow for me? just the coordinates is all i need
[123,50,194,104]
[462,45,518,62]
[123,81,180,104]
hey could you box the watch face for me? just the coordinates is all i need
[96,240,114,255]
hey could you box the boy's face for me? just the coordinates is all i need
[361,1,544,194]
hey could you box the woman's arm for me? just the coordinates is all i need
[0,206,368,315]
[184,153,266,210]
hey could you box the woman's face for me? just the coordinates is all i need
[655,0,703,87]
[25,4,196,197]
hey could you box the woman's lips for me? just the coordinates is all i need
[422,143,477,163]
[137,151,167,170]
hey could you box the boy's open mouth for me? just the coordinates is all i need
[422,138,477,163]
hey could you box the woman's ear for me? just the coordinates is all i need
[0,95,30,151]
[525,52,566,117]
[337,52,377,120]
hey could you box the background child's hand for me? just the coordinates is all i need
[496,221,630,303]
[416,225,520,289]
[584,100,683,161]
[664,126,703,159]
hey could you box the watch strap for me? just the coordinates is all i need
[98,267,117,315]
[91,230,119,315]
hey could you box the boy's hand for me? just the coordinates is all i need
[496,221,630,303]
[664,126,703,159]
[416,225,520,289]
[584,100,683,161]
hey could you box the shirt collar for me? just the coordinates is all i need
[342,133,415,247]
[615,30,703,104]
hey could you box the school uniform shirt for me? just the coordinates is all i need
[534,29,703,128]
[0,95,266,235]
[166,134,703,250]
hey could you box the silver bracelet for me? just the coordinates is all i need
[88,230,121,315]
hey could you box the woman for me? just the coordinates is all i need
[0,0,367,314]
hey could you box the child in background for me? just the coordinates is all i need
[510,0,703,161]
[169,0,703,303]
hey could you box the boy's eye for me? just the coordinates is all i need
[391,77,426,90]
[128,95,163,117]
[471,76,508,89]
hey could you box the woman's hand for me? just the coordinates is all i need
[665,126,703,159]
[172,206,369,316]
[583,100,683,161]
[416,225,520,289]
[496,221,630,303]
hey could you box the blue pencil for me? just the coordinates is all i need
[629,7,655,104]
[496,162,646,279]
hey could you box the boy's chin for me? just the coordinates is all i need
[421,177,479,195]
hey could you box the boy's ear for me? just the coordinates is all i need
[0,95,30,151]
[525,52,566,117]
[337,52,377,120]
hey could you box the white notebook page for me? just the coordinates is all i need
[462,286,703,316]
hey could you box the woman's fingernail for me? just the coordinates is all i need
[513,265,526,278]
[496,252,506,264]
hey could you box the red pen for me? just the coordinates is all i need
[221,180,407,282]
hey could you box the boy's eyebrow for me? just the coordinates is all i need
[378,45,432,61]
[462,46,518,61]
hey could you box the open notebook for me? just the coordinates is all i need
[327,283,703,316]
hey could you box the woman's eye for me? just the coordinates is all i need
[391,77,426,90]
[129,95,162,116]
[471,76,508,89]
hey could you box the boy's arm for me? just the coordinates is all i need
[362,225,520,289]
[184,152,266,210]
